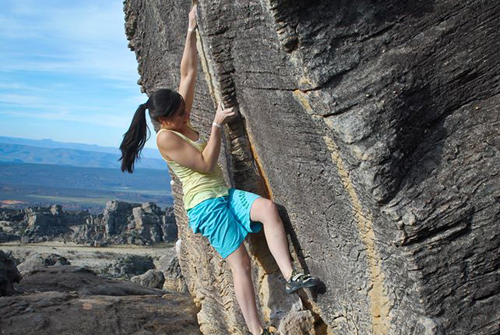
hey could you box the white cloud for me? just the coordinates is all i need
[0,107,132,129]
[0,82,52,92]
[0,0,139,82]
[0,1,148,147]
[0,93,46,106]
[0,92,135,129]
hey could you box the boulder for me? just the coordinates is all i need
[124,1,500,335]
[17,252,71,275]
[131,269,165,289]
[159,256,187,293]
[104,254,155,279]
[0,250,22,296]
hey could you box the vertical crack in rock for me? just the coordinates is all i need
[195,23,220,108]
[263,0,390,332]
[324,135,391,335]
[196,1,267,196]
[294,84,392,333]
[195,1,332,333]
[194,2,287,334]
[246,131,274,200]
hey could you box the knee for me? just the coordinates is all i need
[260,199,279,221]
[250,198,281,225]
[261,199,278,214]
[231,253,251,274]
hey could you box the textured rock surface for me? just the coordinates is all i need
[124,1,500,334]
[0,265,201,335]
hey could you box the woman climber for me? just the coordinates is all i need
[119,6,319,335]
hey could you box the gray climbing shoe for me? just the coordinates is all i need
[285,269,319,294]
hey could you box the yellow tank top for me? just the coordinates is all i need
[156,123,229,210]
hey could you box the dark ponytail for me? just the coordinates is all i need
[119,103,149,173]
[119,88,184,173]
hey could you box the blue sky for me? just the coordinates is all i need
[0,0,159,149]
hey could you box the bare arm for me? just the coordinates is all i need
[157,126,221,173]
[157,104,235,173]
[178,6,198,117]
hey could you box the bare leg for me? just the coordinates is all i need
[226,243,264,335]
[250,198,294,281]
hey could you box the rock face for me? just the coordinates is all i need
[124,1,500,335]
[23,205,86,243]
[0,201,177,246]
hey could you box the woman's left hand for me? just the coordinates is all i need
[188,5,197,30]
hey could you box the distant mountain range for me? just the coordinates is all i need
[0,162,173,212]
[0,136,162,159]
[0,136,166,170]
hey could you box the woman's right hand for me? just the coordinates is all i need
[214,103,236,125]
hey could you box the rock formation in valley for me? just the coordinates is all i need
[124,1,500,334]
[0,201,177,246]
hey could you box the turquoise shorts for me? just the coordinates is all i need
[186,188,263,258]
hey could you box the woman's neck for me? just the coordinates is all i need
[161,124,188,133]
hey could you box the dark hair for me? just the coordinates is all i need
[119,88,184,173]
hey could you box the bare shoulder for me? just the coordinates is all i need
[156,130,185,154]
